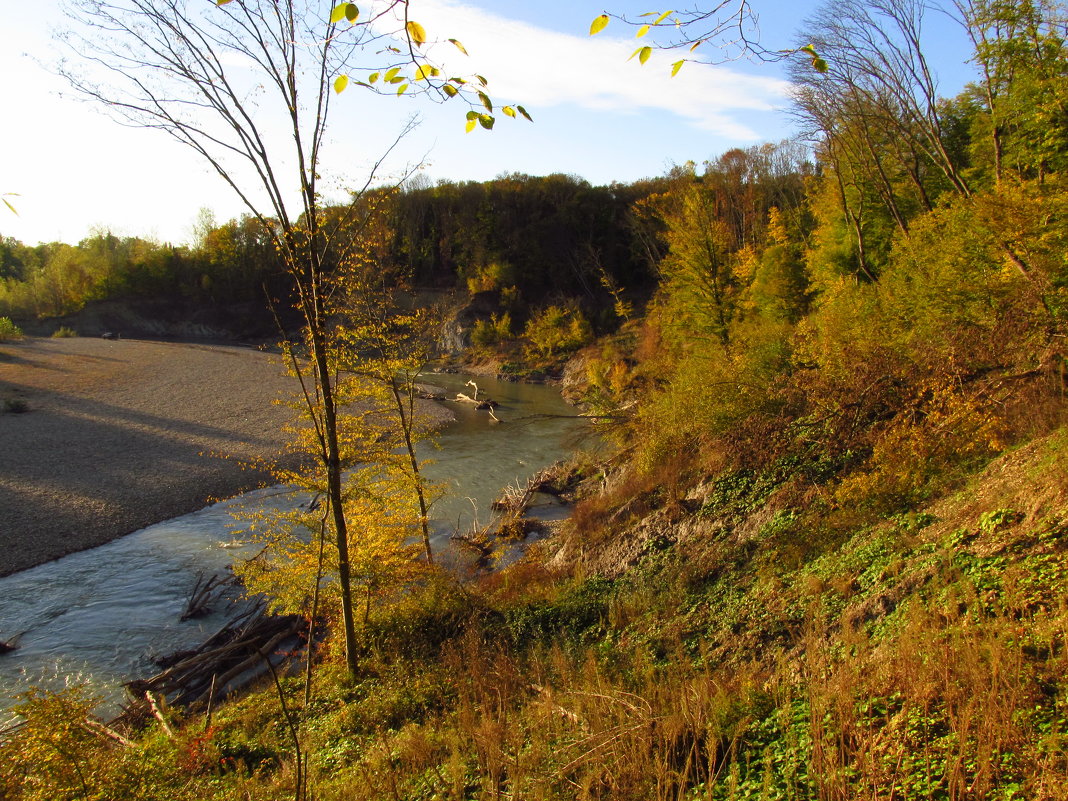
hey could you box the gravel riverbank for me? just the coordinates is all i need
[0,337,303,576]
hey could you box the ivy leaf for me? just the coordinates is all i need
[516,105,533,122]
[478,114,494,130]
[590,14,609,35]
[636,25,650,38]
[333,74,349,93]
[671,59,684,77]
[502,105,516,118]
[448,38,468,55]
[406,20,427,46]
[477,91,493,112]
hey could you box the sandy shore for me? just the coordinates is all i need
[0,337,306,577]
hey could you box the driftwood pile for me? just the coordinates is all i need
[125,599,303,716]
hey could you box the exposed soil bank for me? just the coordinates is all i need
[0,337,302,577]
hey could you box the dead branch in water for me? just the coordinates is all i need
[123,600,303,722]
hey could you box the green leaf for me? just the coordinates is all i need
[329,3,348,23]
[345,4,359,22]
[216,0,234,5]
[671,59,684,77]
[477,91,493,112]
[397,83,409,95]
[516,105,533,122]
[448,38,469,55]
[629,46,652,64]
[654,10,674,25]
[812,57,829,73]
[384,67,401,82]
[590,14,609,35]
[406,20,427,46]
[2,197,18,216]
[800,43,818,56]
[476,74,488,87]
[466,110,479,120]
[443,84,458,97]
[636,25,650,38]
[333,74,349,93]
[478,114,494,130]
[502,105,516,118]
[465,119,477,133]
[388,76,405,84]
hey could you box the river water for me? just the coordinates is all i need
[0,374,585,723]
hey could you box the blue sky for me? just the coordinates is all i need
[1,1,975,246]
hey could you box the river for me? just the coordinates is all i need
[0,373,585,723]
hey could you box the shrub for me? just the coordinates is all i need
[3,397,29,414]
[470,312,513,347]
[524,304,592,359]
[51,326,77,338]
[0,316,23,341]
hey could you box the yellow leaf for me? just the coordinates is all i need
[384,67,401,82]
[465,119,477,133]
[443,84,458,97]
[590,14,609,35]
[654,10,673,25]
[671,59,684,76]
[396,83,409,95]
[368,71,379,84]
[406,20,427,46]
[333,74,349,93]
[329,3,347,23]
[448,38,468,55]
[502,105,516,118]
[478,91,493,112]
[636,24,650,38]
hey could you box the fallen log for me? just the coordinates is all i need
[125,600,303,717]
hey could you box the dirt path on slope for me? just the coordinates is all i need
[0,337,303,576]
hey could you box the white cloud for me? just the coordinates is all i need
[409,0,792,139]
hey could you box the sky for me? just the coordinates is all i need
[0,0,976,247]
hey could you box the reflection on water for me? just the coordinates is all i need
[0,374,585,722]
